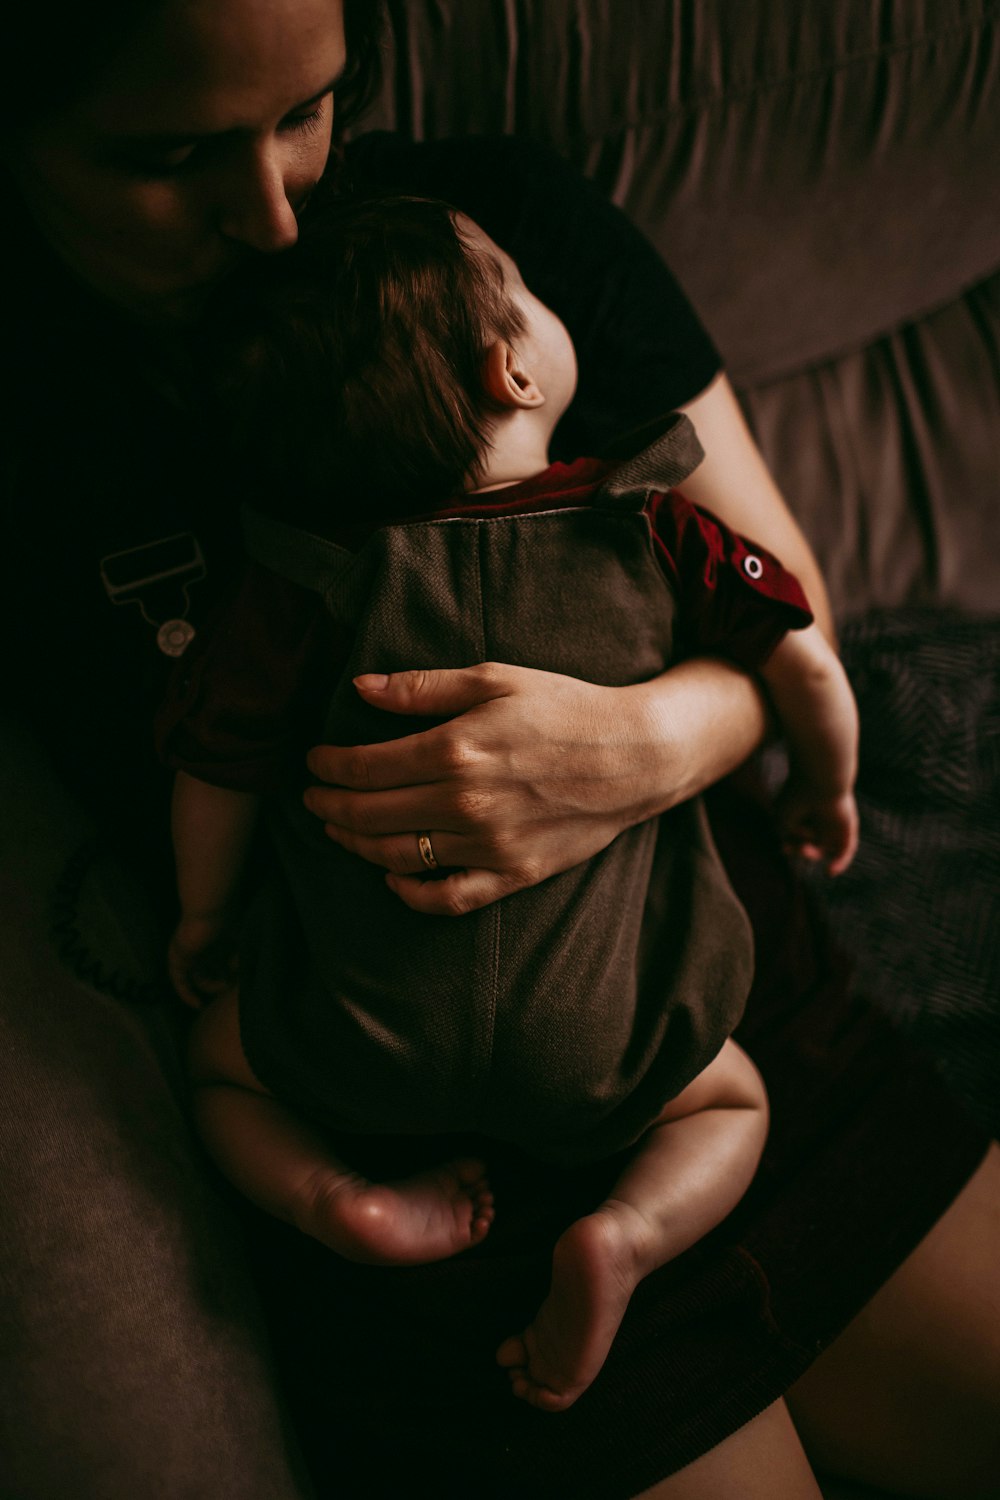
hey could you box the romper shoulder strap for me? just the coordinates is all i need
[241,505,378,625]
[593,411,704,509]
[241,505,354,594]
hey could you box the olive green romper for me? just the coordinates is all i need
[237,417,753,1166]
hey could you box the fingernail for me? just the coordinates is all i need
[354,673,389,691]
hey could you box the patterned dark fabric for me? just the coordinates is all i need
[815,609,1000,1133]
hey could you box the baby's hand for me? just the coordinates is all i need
[168,915,239,1009]
[777,780,859,877]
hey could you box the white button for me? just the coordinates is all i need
[743,555,764,580]
[157,619,196,657]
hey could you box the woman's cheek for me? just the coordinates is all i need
[133,180,203,243]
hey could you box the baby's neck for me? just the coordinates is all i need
[469,416,553,494]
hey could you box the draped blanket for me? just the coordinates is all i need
[814,610,1000,1133]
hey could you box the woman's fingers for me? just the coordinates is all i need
[320,811,528,915]
[305,777,501,845]
[307,723,458,795]
[306,664,515,792]
[325,824,471,876]
[353,663,515,716]
[305,779,451,836]
[385,868,523,917]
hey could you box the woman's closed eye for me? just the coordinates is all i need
[280,95,333,136]
[115,91,333,180]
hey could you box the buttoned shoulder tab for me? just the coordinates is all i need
[725,527,812,620]
[593,412,705,511]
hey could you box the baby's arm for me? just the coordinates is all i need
[760,623,860,875]
[169,770,260,1007]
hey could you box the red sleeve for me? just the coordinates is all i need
[648,490,813,668]
[155,562,347,795]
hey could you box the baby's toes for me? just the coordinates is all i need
[496,1332,528,1371]
[526,1384,571,1413]
[470,1216,491,1245]
[470,1188,494,1237]
[450,1156,488,1188]
[505,1371,559,1410]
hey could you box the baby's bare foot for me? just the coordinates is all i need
[497,1199,652,1411]
[306,1157,494,1266]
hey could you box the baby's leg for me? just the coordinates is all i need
[498,1039,768,1411]
[189,992,494,1266]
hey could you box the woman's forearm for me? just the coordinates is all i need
[632,655,771,817]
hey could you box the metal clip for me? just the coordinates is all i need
[99,533,205,656]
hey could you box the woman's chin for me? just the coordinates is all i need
[78,262,235,329]
[130,284,216,328]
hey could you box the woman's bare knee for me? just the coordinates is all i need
[788,1142,1000,1499]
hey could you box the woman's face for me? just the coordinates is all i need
[8,0,348,322]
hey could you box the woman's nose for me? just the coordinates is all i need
[217,140,301,254]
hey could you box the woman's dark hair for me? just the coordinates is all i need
[337,0,386,131]
[1,0,384,129]
[210,196,526,524]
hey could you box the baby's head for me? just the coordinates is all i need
[215,195,577,523]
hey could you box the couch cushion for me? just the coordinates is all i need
[812,609,1000,1135]
[364,0,1000,383]
[738,270,1000,617]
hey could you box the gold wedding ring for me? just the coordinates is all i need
[417,833,439,870]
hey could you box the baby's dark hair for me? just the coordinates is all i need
[212,195,526,526]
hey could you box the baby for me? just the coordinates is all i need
[160,196,858,1412]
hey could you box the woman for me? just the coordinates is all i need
[1,1,997,1497]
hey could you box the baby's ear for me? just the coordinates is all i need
[481,340,545,409]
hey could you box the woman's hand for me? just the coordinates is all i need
[304,658,769,916]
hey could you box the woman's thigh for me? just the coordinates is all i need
[0,718,310,1499]
[787,1141,1000,1500]
[634,1400,824,1500]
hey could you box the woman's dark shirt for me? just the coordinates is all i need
[3,134,720,846]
